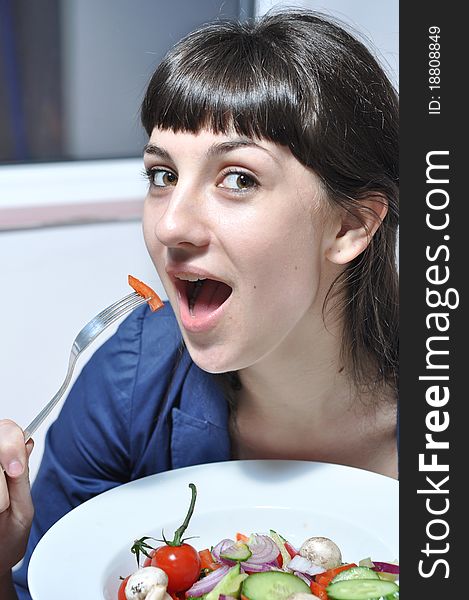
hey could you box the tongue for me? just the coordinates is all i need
[192,279,232,317]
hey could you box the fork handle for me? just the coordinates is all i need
[23,359,76,442]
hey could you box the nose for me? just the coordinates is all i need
[154,186,210,250]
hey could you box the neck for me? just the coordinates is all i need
[238,305,351,417]
[231,308,398,478]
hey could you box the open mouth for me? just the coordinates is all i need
[175,277,233,318]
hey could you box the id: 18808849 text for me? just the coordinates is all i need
[428,26,441,115]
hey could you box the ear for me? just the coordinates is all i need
[325,195,388,265]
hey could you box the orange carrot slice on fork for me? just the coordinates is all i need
[128,275,164,312]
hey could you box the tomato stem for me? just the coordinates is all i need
[167,483,197,546]
[130,535,157,567]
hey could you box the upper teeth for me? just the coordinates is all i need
[176,275,206,282]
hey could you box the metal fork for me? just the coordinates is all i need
[23,291,149,442]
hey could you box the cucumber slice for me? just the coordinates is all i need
[327,579,399,600]
[331,567,380,583]
[241,571,311,600]
[269,530,291,567]
[377,571,399,582]
[205,564,247,600]
[220,542,252,562]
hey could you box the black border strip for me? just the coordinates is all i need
[400,2,462,596]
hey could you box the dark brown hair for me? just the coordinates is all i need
[141,9,399,395]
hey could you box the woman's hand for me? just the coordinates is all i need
[0,420,34,578]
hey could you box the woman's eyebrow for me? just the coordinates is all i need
[143,143,171,160]
[143,139,279,164]
[206,139,280,163]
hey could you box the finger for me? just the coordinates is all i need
[26,438,34,458]
[6,461,34,525]
[0,420,32,514]
[0,468,10,513]
[0,420,28,476]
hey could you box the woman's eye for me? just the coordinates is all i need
[148,169,177,187]
[219,172,257,191]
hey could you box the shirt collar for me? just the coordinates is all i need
[170,356,232,469]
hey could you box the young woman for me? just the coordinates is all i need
[0,9,398,599]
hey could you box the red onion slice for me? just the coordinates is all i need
[184,564,231,597]
[213,535,279,567]
[287,554,324,576]
[293,571,313,584]
[372,561,400,575]
[211,538,236,564]
[240,562,279,573]
[245,535,279,564]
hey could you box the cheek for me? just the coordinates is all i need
[261,240,322,316]
[142,204,163,265]
[230,218,325,338]
[142,202,154,247]
[235,209,323,290]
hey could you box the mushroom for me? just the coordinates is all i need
[145,587,172,600]
[125,566,172,600]
[298,536,342,571]
[287,594,321,600]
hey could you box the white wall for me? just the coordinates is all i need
[0,221,165,482]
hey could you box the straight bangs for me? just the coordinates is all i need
[141,22,315,145]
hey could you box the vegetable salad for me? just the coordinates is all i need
[118,484,399,600]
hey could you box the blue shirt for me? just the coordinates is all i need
[14,303,231,599]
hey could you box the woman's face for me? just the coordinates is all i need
[142,128,339,373]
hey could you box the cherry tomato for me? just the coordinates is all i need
[117,575,130,600]
[130,484,201,594]
[151,543,201,593]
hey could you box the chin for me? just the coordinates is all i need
[187,349,236,375]
[185,342,251,375]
